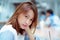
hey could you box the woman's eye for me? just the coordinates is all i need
[25,15,28,18]
[30,19,33,21]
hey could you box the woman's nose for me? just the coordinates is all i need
[25,19,30,25]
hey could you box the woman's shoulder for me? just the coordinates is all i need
[0,24,17,40]
[0,24,17,35]
[0,30,15,40]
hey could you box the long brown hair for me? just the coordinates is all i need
[7,2,38,34]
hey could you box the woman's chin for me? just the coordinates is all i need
[20,26,27,29]
[20,27,25,29]
[21,28,25,29]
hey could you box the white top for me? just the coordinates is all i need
[0,25,25,40]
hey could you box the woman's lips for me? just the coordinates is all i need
[22,24,27,27]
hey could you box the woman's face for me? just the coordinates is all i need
[18,10,34,29]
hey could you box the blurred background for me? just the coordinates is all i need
[0,0,60,29]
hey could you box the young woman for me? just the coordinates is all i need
[0,2,38,40]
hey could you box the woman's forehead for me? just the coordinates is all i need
[25,10,34,19]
